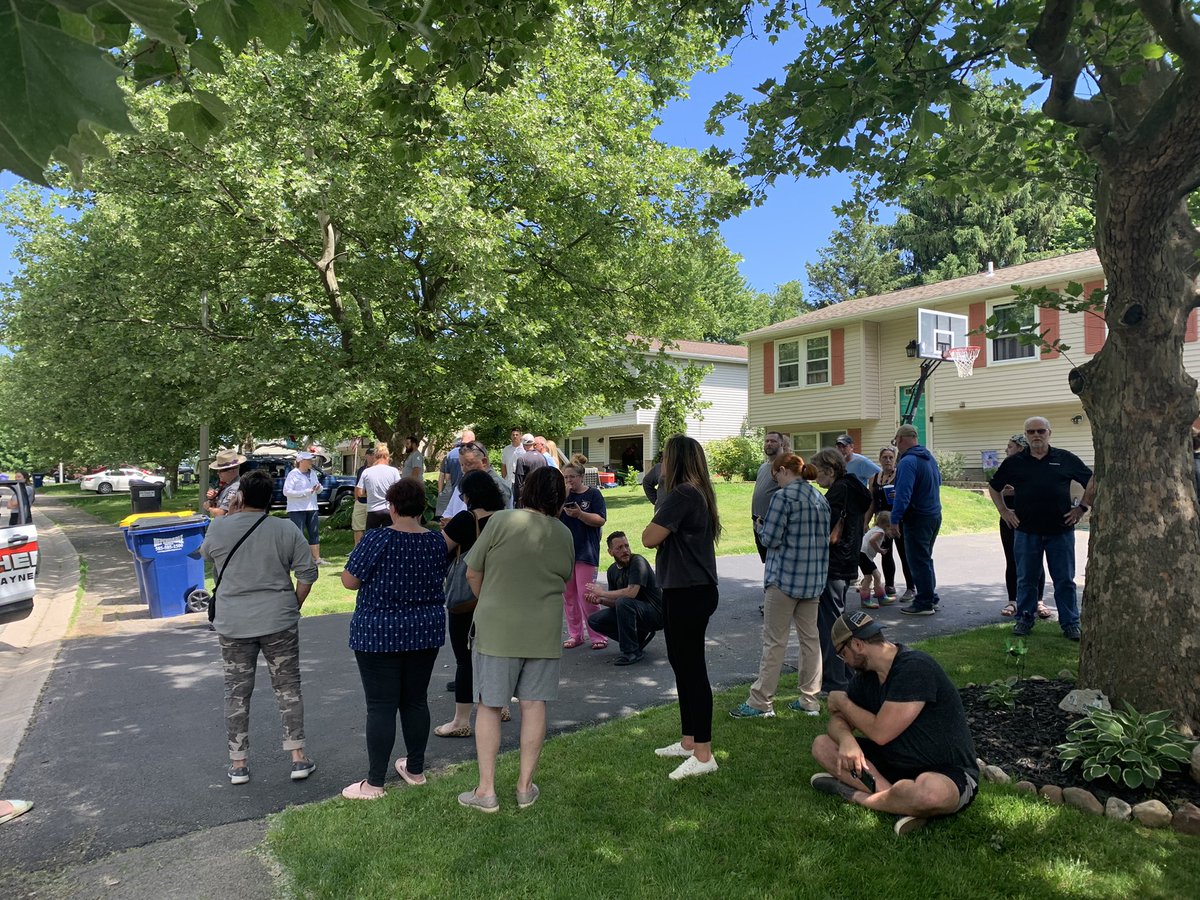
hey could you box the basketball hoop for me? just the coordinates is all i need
[943,346,980,378]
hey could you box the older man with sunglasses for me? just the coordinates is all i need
[987,416,1096,640]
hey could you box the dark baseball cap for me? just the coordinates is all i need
[835,434,854,446]
[831,611,884,651]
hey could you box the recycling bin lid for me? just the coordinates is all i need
[120,511,209,529]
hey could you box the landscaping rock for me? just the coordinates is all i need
[983,765,1010,784]
[1191,744,1200,784]
[1105,797,1132,821]
[1172,802,1200,837]
[1014,781,1037,795]
[1057,669,1075,680]
[1058,688,1110,715]
[1039,784,1063,805]
[975,757,986,772]
[1132,800,1172,828]
[1063,787,1103,815]
[1028,675,1047,682]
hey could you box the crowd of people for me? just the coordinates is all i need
[185,414,1093,836]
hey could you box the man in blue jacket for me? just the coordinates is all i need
[888,424,942,616]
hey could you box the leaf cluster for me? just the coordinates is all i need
[983,675,1023,711]
[1056,702,1198,789]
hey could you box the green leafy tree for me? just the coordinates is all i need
[805,201,906,305]
[709,0,1200,727]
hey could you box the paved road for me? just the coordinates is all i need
[0,496,1087,875]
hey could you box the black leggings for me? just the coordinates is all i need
[663,585,719,744]
[448,608,474,705]
[354,648,439,786]
[881,527,913,591]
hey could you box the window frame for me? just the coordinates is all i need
[987,300,1040,366]
[774,330,833,390]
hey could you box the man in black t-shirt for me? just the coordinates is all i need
[585,532,664,665]
[987,415,1095,641]
[809,612,979,836]
[512,434,547,508]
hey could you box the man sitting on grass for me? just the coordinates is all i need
[809,611,979,836]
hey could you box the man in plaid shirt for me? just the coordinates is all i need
[731,455,830,719]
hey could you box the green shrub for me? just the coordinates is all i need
[935,450,966,482]
[1056,702,1198,789]
[706,436,761,483]
[983,675,1022,710]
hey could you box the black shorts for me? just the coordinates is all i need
[858,738,979,813]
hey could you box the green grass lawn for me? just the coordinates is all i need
[46,480,1000,618]
[265,625,1199,899]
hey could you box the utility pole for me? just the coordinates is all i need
[198,291,210,514]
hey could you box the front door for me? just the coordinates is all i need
[898,384,928,446]
[0,481,38,625]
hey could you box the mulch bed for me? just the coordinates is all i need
[960,678,1200,809]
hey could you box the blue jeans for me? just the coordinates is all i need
[818,579,851,693]
[902,513,941,610]
[288,509,319,545]
[1015,530,1078,630]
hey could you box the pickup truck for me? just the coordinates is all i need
[238,456,357,514]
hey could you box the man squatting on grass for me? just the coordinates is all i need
[809,611,979,836]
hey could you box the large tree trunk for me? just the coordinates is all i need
[1073,184,1200,730]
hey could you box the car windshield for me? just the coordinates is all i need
[0,484,29,526]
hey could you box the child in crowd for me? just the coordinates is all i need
[858,511,892,609]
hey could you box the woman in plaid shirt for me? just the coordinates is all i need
[730,454,830,719]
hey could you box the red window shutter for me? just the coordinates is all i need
[967,302,987,368]
[849,428,863,450]
[831,328,845,385]
[1039,307,1061,359]
[1187,310,1198,343]
[1082,280,1107,354]
[763,342,775,394]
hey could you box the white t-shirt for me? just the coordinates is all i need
[283,467,320,512]
[501,443,521,484]
[357,464,401,513]
[861,526,885,560]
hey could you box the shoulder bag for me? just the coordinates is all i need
[444,514,481,614]
[209,513,270,623]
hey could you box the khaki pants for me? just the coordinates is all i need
[748,586,821,714]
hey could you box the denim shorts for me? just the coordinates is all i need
[471,651,560,706]
[288,509,319,544]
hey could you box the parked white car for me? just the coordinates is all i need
[80,468,166,495]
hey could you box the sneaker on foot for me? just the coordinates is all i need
[900,604,935,616]
[879,594,897,606]
[1012,619,1033,637]
[788,700,820,716]
[457,790,499,813]
[315,558,334,566]
[862,598,880,609]
[228,765,249,785]
[729,702,774,719]
[654,741,694,758]
[614,651,644,666]
[900,588,915,602]
[669,755,718,781]
[290,758,316,781]
[809,772,858,802]
[516,784,540,809]
[1063,625,1081,641]
[894,815,929,836]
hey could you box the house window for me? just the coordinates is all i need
[791,430,846,458]
[568,437,589,460]
[991,302,1037,363]
[776,333,831,388]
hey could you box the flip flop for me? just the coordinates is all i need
[434,723,472,738]
[1037,604,1053,619]
[0,800,32,825]
[590,640,609,650]
[1001,604,1016,617]
[562,637,585,649]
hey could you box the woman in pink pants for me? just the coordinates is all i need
[559,464,608,649]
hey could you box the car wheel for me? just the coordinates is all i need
[334,491,354,512]
[97,482,113,495]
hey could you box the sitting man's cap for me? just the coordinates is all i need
[832,611,884,651]
[522,433,535,446]
[296,451,315,460]
[835,434,854,446]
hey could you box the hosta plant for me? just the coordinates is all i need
[1056,703,1198,790]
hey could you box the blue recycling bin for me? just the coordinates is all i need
[120,513,209,618]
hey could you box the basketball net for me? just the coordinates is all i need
[944,346,980,378]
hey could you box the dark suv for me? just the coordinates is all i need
[237,456,357,514]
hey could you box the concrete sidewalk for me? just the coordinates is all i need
[0,496,1087,897]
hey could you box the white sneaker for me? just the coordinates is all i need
[316,558,334,566]
[654,741,694,758]
[669,755,719,781]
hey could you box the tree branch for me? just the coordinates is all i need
[1029,0,1115,128]
[1138,0,1200,67]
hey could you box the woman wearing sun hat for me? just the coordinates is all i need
[204,448,246,517]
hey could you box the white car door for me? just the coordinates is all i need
[0,482,38,625]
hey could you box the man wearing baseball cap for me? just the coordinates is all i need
[809,611,978,835]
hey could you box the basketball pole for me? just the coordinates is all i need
[901,358,942,426]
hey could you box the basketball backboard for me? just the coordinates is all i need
[916,308,969,360]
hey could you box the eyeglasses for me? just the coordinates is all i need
[1025,428,1048,435]
[835,640,851,656]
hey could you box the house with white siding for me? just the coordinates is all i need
[562,340,748,471]
[740,250,1198,476]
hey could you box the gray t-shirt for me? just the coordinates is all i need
[358,464,401,513]
[401,451,424,480]
[652,483,718,589]
[201,512,318,639]
[751,460,779,519]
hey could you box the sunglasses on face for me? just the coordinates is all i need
[1025,429,1048,435]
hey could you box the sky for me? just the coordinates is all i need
[0,26,850,296]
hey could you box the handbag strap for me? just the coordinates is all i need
[214,513,270,592]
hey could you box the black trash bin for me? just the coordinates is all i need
[130,480,165,514]
[32,473,44,488]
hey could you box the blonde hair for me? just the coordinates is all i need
[661,434,721,541]
[874,510,891,528]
